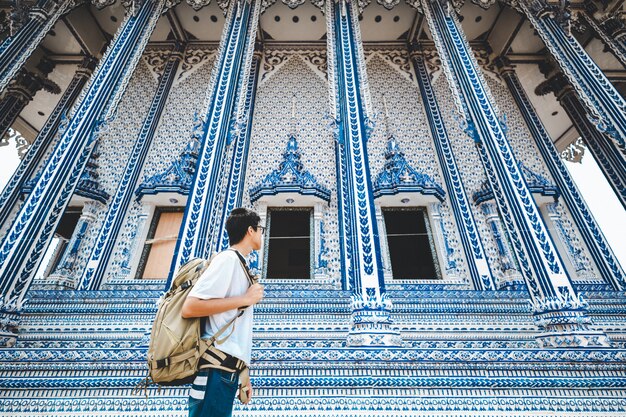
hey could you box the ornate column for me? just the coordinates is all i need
[480,202,525,290]
[327,0,399,346]
[429,202,462,280]
[313,202,330,282]
[0,56,95,227]
[496,57,625,290]
[535,62,626,210]
[422,0,608,347]
[578,8,626,69]
[78,43,185,290]
[0,0,165,344]
[374,204,392,280]
[543,202,597,282]
[0,0,73,93]
[520,0,626,150]
[214,50,262,253]
[411,47,496,291]
[169,0,261,279]
[0,70,37,139]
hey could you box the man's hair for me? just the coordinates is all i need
[225,208,261,245]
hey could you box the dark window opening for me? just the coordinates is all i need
[383,208,439,279]
[266,209,311,279]
[47,207,82,274]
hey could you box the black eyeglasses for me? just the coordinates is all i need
[254,225,266,233]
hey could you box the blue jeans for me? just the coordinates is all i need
[188,368,239,417]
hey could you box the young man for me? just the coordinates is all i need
[181,208,265,417]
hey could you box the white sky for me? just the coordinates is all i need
[0,136,624,273]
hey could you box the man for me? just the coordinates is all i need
[181,208,265,417]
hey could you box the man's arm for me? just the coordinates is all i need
[181,283,264,318]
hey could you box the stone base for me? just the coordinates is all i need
[346,328,402,347]
[498,269,526,291]
[0,309,20,347]
[348,307,402,347]
[535,329,611,348]
[0,333,17,348]
[534,308,612,348]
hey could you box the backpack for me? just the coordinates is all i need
[136,251,256,394]
[145,258,211,387]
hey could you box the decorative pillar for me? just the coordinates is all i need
[253,202,268,276]
[0,0,72,93]
[520,0,626,150]
[579,9,626,69]
[535,64,626,211]
[0,56,96,228]
[327,0,400,346]
[496,57,625,290]
[480,202,525,290]
[214,50,262,253]
[313,203,330,282]
[423,0,608,347]
[0,65,59,140]
[597,13,626,52]
[78,43,185,290]
[116,204,152,281]
[429,202,461,280]
[374,203,392,280]
[0,0,165,344]
[47,201,100,289]
[411,47,496,291]
[169,0,261,281]
[543,202,597,282]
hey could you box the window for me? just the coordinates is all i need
[265,208,312,279]
[136,207,184,279]
[42,207,82,276]
[382,208,439,279]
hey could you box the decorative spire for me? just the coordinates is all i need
[519,162,560,198]
[74,140,110,204]
[249,115,330,203]
[135,114,205,198]
[372,103,445,201]
[472,179,494,205]
[22,135,110,204]
[473,162,560,204]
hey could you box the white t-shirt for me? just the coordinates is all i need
[187,249,254,366]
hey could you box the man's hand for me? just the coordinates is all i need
[240,380,253,405]
[244,283,264,306]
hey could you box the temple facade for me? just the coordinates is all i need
[0,0,625,415]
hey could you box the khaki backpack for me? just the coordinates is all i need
[137,252,255,394]
[145,258,211,387]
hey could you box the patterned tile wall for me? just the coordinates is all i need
[364,49,470,285]
[73,59,158,283]
[106,48,217,282]
[243,51,342,287]
[28,46,603,289]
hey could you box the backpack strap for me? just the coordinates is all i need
[210,309,245,344]
[199,344,247,373]
[229,249,257,286]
